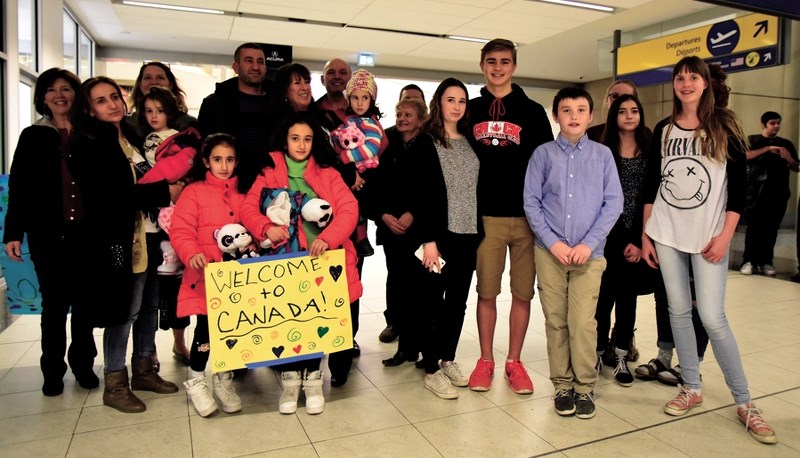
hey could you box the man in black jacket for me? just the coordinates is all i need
[197,42,271,193]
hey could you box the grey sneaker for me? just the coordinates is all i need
[212,371,242,413]
[761,264,776,276]
[553,388,575,416]
[440,361,468,387]
[424,370,458,399]
[740,262,753,275]
[279,371,302,414]
[575,391,596,419]
[303,370,325,415]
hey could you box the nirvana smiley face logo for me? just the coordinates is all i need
[659,157,711,210]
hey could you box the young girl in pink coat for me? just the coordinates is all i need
[169,133,251,417]
[241,111,362,415]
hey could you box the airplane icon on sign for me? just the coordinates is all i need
[710,30,738,48]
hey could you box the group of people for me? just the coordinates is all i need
[2,37,785,445]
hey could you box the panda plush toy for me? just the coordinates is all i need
[214,223,259,261]
[301,198,333,228]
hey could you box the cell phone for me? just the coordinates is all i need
[414,244,446,274]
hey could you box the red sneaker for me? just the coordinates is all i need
[737,402,777,444]
[468,359,494,392]
[664,386,702,416]
[504,360,533,394]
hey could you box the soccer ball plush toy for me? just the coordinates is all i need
[214,223,258,261]
[301,198,333,228]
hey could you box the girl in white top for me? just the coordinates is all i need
[641,56,776,445]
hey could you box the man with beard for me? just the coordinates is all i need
[198,42,271,193]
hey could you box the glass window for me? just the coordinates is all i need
[18,81,33,132]
[79,30,92,78]
[18,0,36,69]
[63,11,77,73]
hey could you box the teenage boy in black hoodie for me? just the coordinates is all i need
[466,38,553,394]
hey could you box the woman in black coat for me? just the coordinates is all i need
[3,68,97,397]
[69,76,180,413]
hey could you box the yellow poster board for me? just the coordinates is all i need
[205,249,352,372]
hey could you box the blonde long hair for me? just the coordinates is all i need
[667,56,747,162]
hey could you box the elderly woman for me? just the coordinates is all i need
[362,96,430,366]
[3,68,98,397]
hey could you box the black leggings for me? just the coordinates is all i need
[189,315,210,372]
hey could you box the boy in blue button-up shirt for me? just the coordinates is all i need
[523,87,622,420]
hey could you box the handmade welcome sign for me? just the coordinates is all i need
[205,249,352,372]
[0,174,43,314]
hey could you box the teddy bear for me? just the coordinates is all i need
[259,189,335,255]
[214,223,259,261]
[330,117,384,172]
[301,198,333,228]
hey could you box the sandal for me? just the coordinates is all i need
[172,349,191,366]
[634,358,666,380]
[656,366,681,386]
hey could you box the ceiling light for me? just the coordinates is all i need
[121,1,224,15]
[447,35,491,44]
[534,0,614,13]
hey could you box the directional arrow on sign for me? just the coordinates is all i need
[764,52,772,62]
[754,20,768,38]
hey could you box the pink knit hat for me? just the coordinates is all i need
[346,69,377,100]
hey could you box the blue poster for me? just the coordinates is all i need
[0,174,43,314]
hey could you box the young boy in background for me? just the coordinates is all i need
[523,87,623,419]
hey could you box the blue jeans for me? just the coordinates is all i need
[103,271,157,372]
[654,242,750,404]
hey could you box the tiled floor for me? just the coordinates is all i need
[1,244,799,457]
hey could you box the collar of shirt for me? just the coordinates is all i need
[555,132,589,152]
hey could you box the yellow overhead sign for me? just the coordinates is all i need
[617,13,779,75]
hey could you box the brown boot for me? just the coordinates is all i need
[103,369,146,413]
[130,357,179,394]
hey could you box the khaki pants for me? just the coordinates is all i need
[535,246,606,393]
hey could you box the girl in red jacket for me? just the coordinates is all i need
[170,133,251,417]
[241,111,362,415]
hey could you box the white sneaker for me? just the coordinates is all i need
[424,370,458,399]
[739,262,753,275]
[279,371,302,414]
[303,370,325,415]
[184,374,218,417]
[761,264,776,276]
[440,361,468,387]
[212,371,242,413]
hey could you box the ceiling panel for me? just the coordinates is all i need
[113,5,233,38]
[324,28,438,55]
[229,17,341,48]
[239,0,370,23]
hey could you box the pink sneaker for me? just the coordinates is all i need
[664,386,702,416]
[737,402,777,444]
[468,359,494,392]
[504,360,533,394]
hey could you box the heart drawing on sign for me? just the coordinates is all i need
[226,339,238,349]
[293,344,302,353]
[315,276,324,286]
[317,326,329,337]
[329,265,343,281]
[272,346,285,358]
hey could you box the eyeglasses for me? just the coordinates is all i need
[607,92,621,101]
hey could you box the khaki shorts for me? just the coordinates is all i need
[476,216,536,301]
